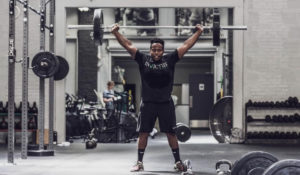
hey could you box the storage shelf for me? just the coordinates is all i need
[0,113,37,116]
[247,122,300,127]
[246,107,300,110]
[0,129,37,132]
[246,139,300,144]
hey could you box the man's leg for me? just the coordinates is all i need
[131,132,149,172]
[137,132,149,162]
[166,133,181,163]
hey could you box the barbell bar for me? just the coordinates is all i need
[67,24,247,31]
[67,9,247,46]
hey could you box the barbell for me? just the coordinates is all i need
[68,9,247,46]
[216,151,300,175]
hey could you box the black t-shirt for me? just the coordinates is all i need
[134,49,179,103]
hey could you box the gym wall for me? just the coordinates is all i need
[244,0,300,102]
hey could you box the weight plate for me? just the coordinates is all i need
[209,96,233,143]
[54,56,69,81]
[263,159,300,175]
[31,52,59,78]
[175,123,191,142]
[93,9,104,46]
[213,12,220,46]
[231,151,279,175]
[248,167,266,175]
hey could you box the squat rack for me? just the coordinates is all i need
[7,0,56,163]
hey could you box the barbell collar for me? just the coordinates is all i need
[67,24,247,31]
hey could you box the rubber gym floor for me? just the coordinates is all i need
[1,130,300,175]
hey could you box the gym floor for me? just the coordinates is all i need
[0,130,300,175]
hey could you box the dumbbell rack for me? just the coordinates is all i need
[0,112,37,142]
[245,99,300,144]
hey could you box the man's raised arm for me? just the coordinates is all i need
[177,24,203,59]
[111,24,138,59]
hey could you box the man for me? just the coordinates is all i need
[103,81,115,118]
[111,23,203,172]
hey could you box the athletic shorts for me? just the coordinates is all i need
[137,100,176,133]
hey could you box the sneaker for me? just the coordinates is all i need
[130,161,144,172]
[174,160,186,172]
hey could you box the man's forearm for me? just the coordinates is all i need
[183,30,202,50]
[113,32,133,50]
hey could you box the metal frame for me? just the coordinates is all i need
[8,0,16,164]
[48,0,55,151]
[7,0,56,162]
[21,0,29,159]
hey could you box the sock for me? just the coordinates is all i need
[172,148,181,163]
[138,149,145,162]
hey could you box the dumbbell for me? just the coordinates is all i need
[247,115,254,122]
[283,115,290,122]
[262,131,270,139]
[245,100,253,108]
[294,113,300,121]
[265,115,272,122]
[272,115,278,122]
[274,131,280,139]
[28,116,37,129]
[289,115,297,123]
[277,115,284,123]
[0,116,8,130]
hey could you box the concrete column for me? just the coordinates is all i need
[158,8,175,36]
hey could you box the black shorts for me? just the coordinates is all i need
[137,100,176,133]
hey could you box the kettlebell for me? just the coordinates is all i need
[216,159,232,175]
[86,137,97,149]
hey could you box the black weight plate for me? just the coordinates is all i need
[209,96,233,143]
[31,52,59,78]
[176,123,191,142]
[231,151,279,175]
[54,56,69,81]
[248,167,265,175]
[263,159,300,175]
[93,9,104,46]
[213,13,220,46]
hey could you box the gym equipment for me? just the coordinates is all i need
[31,51,59,78]
[216,151,279,175]
[68,9,247,46]
[28,116,37,130]
[209,96,233,143]
[181,159,193,175]
[247,167,265,175]
[216,159,232,175]
[86,138,97,149]
[231,151,278,175]
[0,117,8,130]
[54,56,69,81]
[175,123,191,142]
[263,159,300,175]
